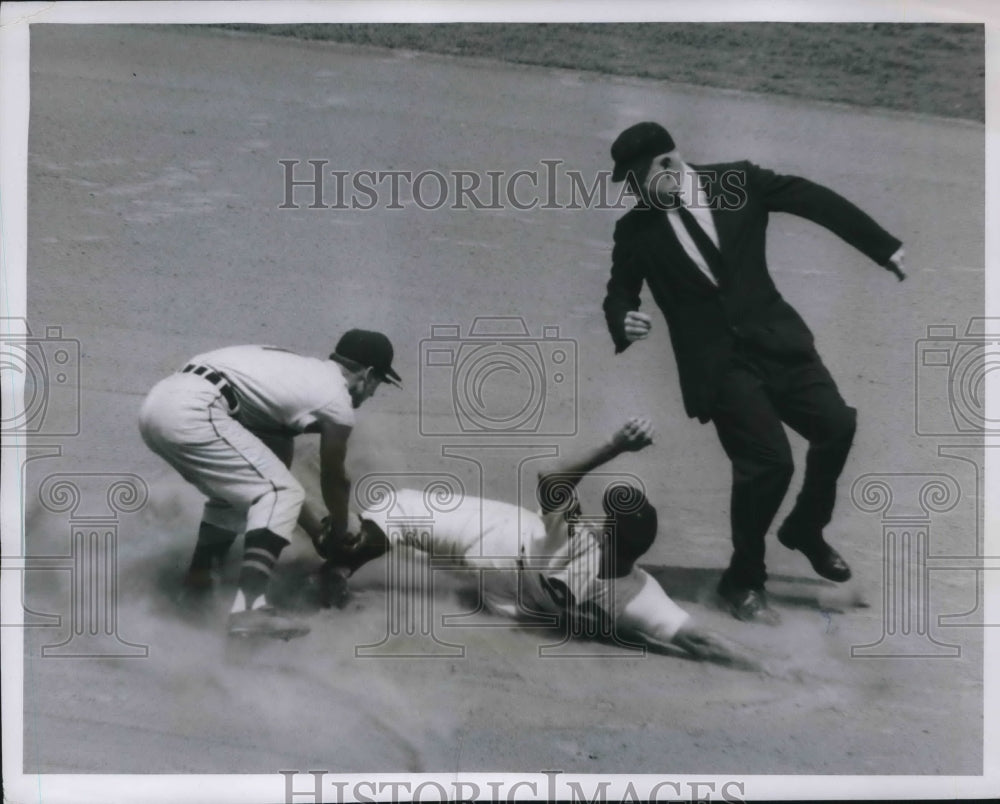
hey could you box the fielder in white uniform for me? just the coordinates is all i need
[138,329,401,639]
[322,418,758,668]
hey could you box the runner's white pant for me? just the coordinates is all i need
[138,373,304,540]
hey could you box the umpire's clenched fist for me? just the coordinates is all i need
[624,311,652,342]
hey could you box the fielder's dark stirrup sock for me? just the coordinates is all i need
[188,522,238,573]
[238,528,289,604]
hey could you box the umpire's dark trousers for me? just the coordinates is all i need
[710,345,857,592]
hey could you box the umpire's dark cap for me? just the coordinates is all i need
[332,329,402,387]
[611,122,676,182]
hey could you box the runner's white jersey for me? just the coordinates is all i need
[359,488,689,639]
[359,488,552,617]
[527,493,691,641]
[519,496,638,617]
[359,488,546,564]
[187,345,354,435]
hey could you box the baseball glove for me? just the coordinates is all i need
[312,515,363,561]
[316,515,390,576]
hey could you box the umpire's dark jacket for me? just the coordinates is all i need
[603,161,902,422]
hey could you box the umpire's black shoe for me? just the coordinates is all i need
[778,528,852,583]
[717,584,782,626]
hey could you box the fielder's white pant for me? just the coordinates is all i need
[138,373,304,540]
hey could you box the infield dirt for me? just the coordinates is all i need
[20,24,985,776]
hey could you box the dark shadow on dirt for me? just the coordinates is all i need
[642,563,844,613]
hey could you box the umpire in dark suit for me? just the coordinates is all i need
[602,122,905,624]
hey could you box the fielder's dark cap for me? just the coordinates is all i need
[611,122,675,182]
[332,329,402,387]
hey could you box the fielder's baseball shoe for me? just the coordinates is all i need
[227,607,310,640]
[777,526,852,583]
